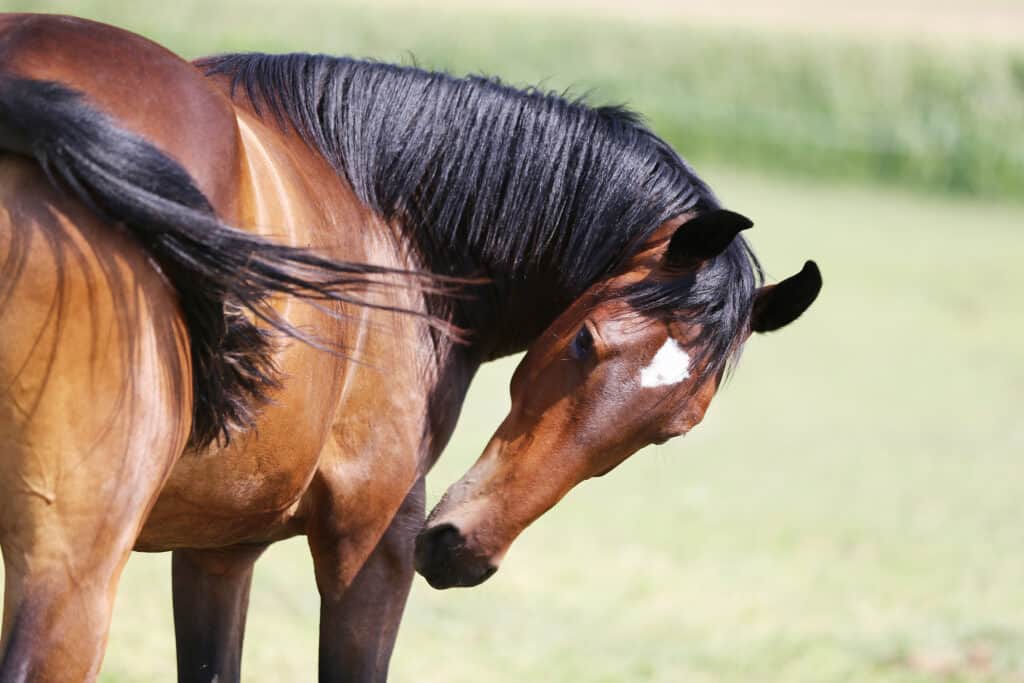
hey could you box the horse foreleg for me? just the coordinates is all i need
[171,545,266,683]
[309,478,425,683]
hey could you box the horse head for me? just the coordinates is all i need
[415,209,821,588]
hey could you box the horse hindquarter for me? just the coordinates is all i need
[0,157,192,681]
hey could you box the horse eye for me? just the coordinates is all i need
[569,325,594,360]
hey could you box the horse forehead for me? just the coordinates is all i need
[592,306,662,342]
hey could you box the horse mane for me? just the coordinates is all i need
[199,53,762,377]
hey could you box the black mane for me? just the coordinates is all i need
[200,53,761,375]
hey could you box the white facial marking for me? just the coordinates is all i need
[639,338,691,388]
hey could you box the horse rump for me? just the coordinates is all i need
[0,75,432,449]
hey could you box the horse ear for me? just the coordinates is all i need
[664,209,753,269]
[750,261,822,333]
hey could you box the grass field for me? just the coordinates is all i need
[2,1,1023,681]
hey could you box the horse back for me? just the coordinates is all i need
[0,13,243,219]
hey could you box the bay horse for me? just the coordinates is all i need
[0,13,821,683]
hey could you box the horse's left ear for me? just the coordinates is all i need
[751,260,822,333]
[664,209,753,269]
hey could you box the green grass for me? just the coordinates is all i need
[2,1,1023,680]
[12,0,1024,199]
[95,166,1024,682]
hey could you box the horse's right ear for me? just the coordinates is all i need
[664,209,753,269]
[751,261,822,333]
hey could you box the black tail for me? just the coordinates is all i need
[0,75,441,449]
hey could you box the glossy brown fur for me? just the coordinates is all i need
[0,14,470,683]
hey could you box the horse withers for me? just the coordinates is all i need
[0,13,820,682]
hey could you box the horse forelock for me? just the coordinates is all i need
[622,235,764,387]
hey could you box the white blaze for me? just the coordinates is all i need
[639,338,691,388]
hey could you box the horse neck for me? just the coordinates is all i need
[411,252,576,361]
[229,104,481,469]
[200,53,698,359]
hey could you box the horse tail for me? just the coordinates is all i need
[0,75,441,449]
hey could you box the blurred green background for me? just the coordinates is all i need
[4,0,1024,681]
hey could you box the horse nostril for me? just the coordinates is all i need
[427,523,462,550]
[414,523,463,573]
[414,522,499,589]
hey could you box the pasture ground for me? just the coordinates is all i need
[0,1,1021,681]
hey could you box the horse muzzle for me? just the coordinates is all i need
[414,522,498,589]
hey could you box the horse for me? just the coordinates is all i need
[0,13,821,682]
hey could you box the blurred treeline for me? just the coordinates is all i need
[14,0,1024,199]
